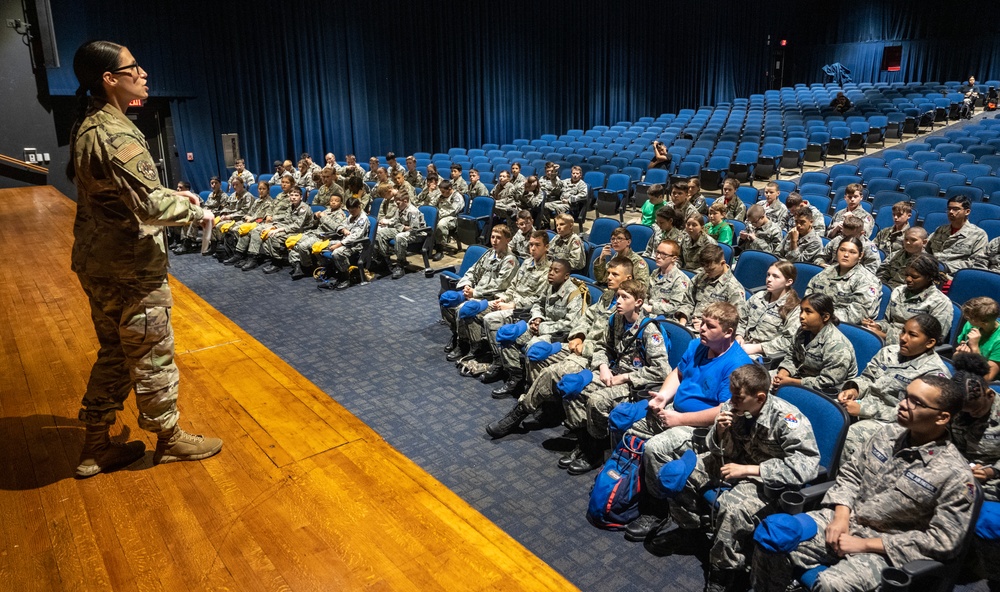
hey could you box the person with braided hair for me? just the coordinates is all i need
[67,41,222,478]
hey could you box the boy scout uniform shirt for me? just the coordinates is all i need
[844,346,949,423]
[680,231,718,271]
[457,248,520,299]
[876,249,920,289]
[549,233,587,271]
[778,322,858,392]
[830,207,875,237]
[806,263,881,324]
[497,257,550,309]
[467,180,490,197]
[71,101,204,279]
[684,268,747,321]
[594,249,650,287]
[450,177,469,195]
[530,279,588,338]
[737,291,798,358]
[722,196,747,223]
[741,219,784,255]
[822,235,882,273]
[509,230,532,259]
[927,221,989,272]
[874,223,909,260]
[590,312,671,389]
[763,200,789,228]
[783,204,828,236]
[824,423,975,567]
[951,394,1000,502]
[648,266,692,319]
[560,179,589,204]
[779,229,823,264]
[878,285,953,346]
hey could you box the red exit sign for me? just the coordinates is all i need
[128,99,143,107]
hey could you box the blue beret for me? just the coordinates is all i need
[657,449,697,496]
[439,290,466,308]
[458,299,489,319]
[976,500,1000,540]
[496,320,528,345]
[526,340,562,362]
[753,513,818,553]
[556,369,594,400]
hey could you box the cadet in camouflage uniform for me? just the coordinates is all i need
[549,213,587,271]
[413,174,440,207]
[838,315,950,458]
[680,213,719,272]
[449,164,469,195]
[508,162,527,193]
[865,254,952,346]
[670,181,702,225]
[295,159,316,193]
[322,197,371,290]
[431,180,465,259]
[443,226,520,360]
[681,245,746,327]
[287,193,346,278]
[404,155,425,189]
[227,158,255,189]
[233,175,295,268]
[806,237,881,325]
[375,192,427,279]
[738,204,784,255]
[720,178,748,223]
[774,294,858,393]
[313,167,345,207]
[391,170,416,203]
[927,195,989,273]
[538,163,563,219]
[876,227,929,288]
[784,192,827,236]
[491,170,523,222]
[545,166,588,215]
[68,41,221,476]
[828,184,874,239]
[872,201,911,260]
[210,176,253,252]
[661,365,820,591]
[508,211,534,260]
[259,187,314,273]
[467,168,490,197]
[176,175,226,253]
[753,375,975,592]
[984,237,1000,272]
[737,261,800,359]
[761,183,789,228]
[778,209,824,264]
[646,239,692,321]
[593,227,651,287]
[222,181,273,263]
[820,216,882,273]
[642,207,686,257]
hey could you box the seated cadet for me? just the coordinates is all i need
[776,204,823,264]
[873,201,912,260]
[838,314,949,458]
[670,180,701,224]
[984,236,1000,273]
[288,193,346,279]
[927,195,989,273]
[449,163,469,196]
[680,212,718,272]
[296,159,316,192]
[414,174,440,207]
[385,151,405,179]
[623,302,754,539]
[313,167,345,206]
[560,279,671,475]
[471,230,551,384]
[223,181,273,265]
[391,169,415,203]
[956,297,1000,381]
[761,181,789,228]
[737,204,783,255]
[425,163,441,183]
[545,165,587,215]
[649,140,672,170]
[820,214,881,272]
[720,178,747,223]
[876,226,929,289]
[519,175,545,221]
[324,152,337,170]
[640,183,668,227]
[259,187,313,274]
[646,239,691,321]
[232,175,294,270]
[652,364,820,592]
[317,197,370,290]
[210,175,253,258]
[488,259,588,399]
[738,261,800,360]
[485,258,633,444]
[862,254,952,346]
[806,236,882,325]
[705,202,735,246]
[752,374,975,592]
[341,154,364,182]
[680,245,746,329]
[363,158,381,184]
[467,168,490,197]
[227,158,255,188]
[404,155,425,189]
[374,191,427,280]
[301,152,322,178]
[688,178,708,215]
[442,225,520,361]
[175,175,226,255]
[508,210,535,260]
[548,213,587,272]
[784,192,827,236]
[373,183,399,235]
[643,206,686,257]
[267,160,285,185]
[491,170,523,223]
[538,162,563,224]
[430,179,465,260]
[827,183,874,239]
[594,227,651,287]
[344,175,371,213]
[773,294,858,394]
[509,162,527,192]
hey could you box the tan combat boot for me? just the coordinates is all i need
[153,426,223,464]
[75,424,146,479]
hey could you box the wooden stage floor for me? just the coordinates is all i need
[0,186,575,591]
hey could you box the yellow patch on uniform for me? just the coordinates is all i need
[285,234,303,249]
[311,240,331,253]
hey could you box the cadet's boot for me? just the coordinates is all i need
[262,260,282,274]
[485,401,531,439]
[334,270,351,290]
[558,429,587,469]
[290,263,306,280]
[391,265,405,280]
[624,496,671,542]
[479,362,504,384]
[567,433,606,475]
[431,249,444,262]
[491,368,524,399]
[446,339,470,362]
[153,426,223,464]
[75,424,146,478]
[443,333,459,354]
[522,400,565,430]
[241,255,263,271]
[201,240,217,256]
[224,252,245,266]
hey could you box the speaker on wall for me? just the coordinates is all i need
[881,45,902,72]
[32,0,59,68]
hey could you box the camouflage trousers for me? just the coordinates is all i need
[375,227,417,263]
[752,508,888,592]
[236,224,273,255]
[77,274,180,433]
[517,353,588,429]
[581,382,635,440]
[288,234,323,266]
[628,410,698,500]
[436,215,457,246]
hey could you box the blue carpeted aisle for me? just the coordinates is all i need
[168,254,708,591]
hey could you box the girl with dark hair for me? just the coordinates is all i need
[69,40,222,478]
[838,314,950,457]
[773,293,858,393]
[805,235,881,324]
[863,253,953,346]
[739,261,800,358]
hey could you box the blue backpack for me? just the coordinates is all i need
[587,434,646,530]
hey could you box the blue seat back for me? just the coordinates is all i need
[658,319,696,369]
[949,269,1000,307]
[792,262,824,296]
[624,224,654,253]
[970,202,1000,225]
[586,218,620,247]
[732,250,779,291]
[774,385,850,478]
[838,323,883,371]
